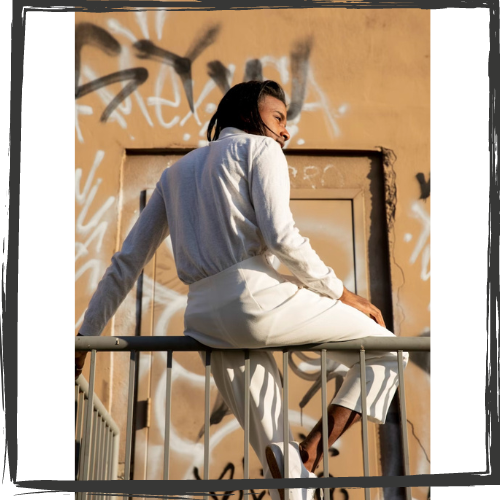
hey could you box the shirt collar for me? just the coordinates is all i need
[217,127,249,140]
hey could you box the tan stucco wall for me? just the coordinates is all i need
[75,8,430,496]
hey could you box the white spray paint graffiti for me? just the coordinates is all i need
[303,69,348,138]
[290,163,350,189]
[260,55,290,84]
[134,10,150,40]
[302,165,322,188]
[107,18,138,44]
[322,164,346,188]
[156,10,168,40]
[148,65,182,129]
[75,103,93,144]
[409,201,430,282]
[75,150,116,298]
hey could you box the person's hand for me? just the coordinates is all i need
[339,287,386,327]
[75,351,87,380]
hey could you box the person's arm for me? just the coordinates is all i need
[76,181,170,377]
[249,139,344,300]
[249,139,385,327]
[79,183,170,336]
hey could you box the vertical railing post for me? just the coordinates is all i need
[102,423,110,482]
[81,349,97,500]
[106,428,113,480]
[204,350,212,487]
[77,395,87,496]
[112,431,120,480]
[90,411,98,496]
[99,419,106,500]
[359,348,371,500]
[397,350,412,500]
[283,349,290,500]
[163,350,173,480]
[321,349,329,500]
[75,386,79,428]
[106,428,112,480]
[100,420,107,485]
[95,416,103,483]
[97,420,105,500]
[244,350,250,499]
[124,350,137,481]
[75,389,85,480]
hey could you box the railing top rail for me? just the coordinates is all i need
[76,335,430,352]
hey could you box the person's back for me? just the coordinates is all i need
[162,128,273,284]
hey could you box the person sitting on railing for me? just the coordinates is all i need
[76,80,409,500]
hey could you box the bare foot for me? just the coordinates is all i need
[299,442,318,473]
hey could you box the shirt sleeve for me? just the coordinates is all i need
[249,139,344,300]
[79,182,170,336]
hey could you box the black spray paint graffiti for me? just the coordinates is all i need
[240,37,313,123]
[244,59,264,82]
[193,461,266,500]
[416,172,430,200]
[207,60,232,94]
[75,23,149,123]
[76,68,149,122]
[76,22,315,126]
[193,459,347,500]
[314,472,349,500]
[287,38,313,121]
[133,24,222,113]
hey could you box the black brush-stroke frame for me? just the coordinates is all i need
[3,0,498,497]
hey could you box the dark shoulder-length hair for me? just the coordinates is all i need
[207,80,286,142]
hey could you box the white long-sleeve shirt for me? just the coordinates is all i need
[79,127,344,336]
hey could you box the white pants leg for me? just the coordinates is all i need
[210,350,290,481]
[185,255,409,485]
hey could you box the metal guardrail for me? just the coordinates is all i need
[75,335,430,500]
[75,372,120,499]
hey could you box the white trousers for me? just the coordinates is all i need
[184,255,409,482]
